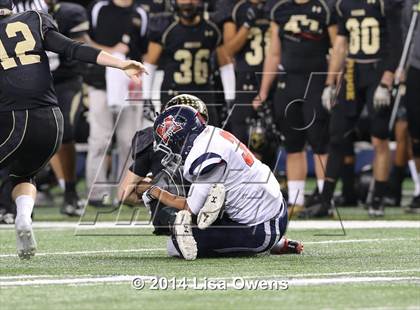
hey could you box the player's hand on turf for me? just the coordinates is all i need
[373,84,391,109]
[121,60,147,84]
[321,85,336,111]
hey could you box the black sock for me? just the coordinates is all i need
[65,181,76,194]
[322,180,336,204]
[373,180,387,200]
[341,162,356,201]
[390,166,406,188]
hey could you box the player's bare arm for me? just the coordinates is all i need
[252,22,281,110]
[43,31,146,82]
[223,21,251,57]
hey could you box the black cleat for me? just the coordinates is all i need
[60,192,84,217]
[334,195,358,207]
[305,189,322,208]
[368,197,385,217]
[405,195,420,214]
[299,201,333,219]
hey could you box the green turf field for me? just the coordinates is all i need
[1,224,419,310]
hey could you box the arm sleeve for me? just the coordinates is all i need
[327,0,337,26]
[335,2,348,36]
[39,11,58,35]
[43,30,101,64]
[384,1,404,72]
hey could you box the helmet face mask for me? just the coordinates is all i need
[173,0,203,21]
[0,0,13,14]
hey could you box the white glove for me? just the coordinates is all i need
[373,84,391,109]
[322,85,336,111]
[141,187,155,207]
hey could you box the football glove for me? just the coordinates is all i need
[243,6,257,28]
[321,85,336,111]
[142,99,156,122]
[373,84,391,109]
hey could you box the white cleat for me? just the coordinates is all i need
[174,210,197,261]
[15,220,37,259]
[197,184,225,230]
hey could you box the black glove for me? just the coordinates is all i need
[243,6,257,28]
[143,99,156,122]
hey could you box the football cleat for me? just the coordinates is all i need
[174,210,197,261]
[270,238,304,255]
[287,204,305,219]
[368,198,385,217]
[197,184,225,230]
[281,239,304,255]
[60,193,84,217]
[15,219,37,259]
[298,201,333,219]
[405,195,420,214]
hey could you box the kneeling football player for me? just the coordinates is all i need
[136,97,303,260]
[118,95,210,235]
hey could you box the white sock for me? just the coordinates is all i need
[15,195,35,227]
[408,160,420,196]
[288,180,305,205]
[58,179,65,190]
[317,179,324,192]
[416,173,420,197]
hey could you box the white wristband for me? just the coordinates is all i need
[220,63,236,101]
[141,62,157,100]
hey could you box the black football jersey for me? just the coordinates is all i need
[230,0,270,73]
[336,0,403,61]
[49,2,89,83]
[86,0,148,89]
[150,15,222,91]
[270,0,336,73]
[0,11,58,112]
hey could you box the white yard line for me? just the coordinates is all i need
[0,237,418,258]
[0,220,419,230]
[304,237,419,244]
[0,248,166,258]
[0,275,419,288]
[2,268,419,282]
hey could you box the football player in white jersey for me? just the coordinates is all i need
[137,94,303,260]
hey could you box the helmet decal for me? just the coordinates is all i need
[156,115,184,144]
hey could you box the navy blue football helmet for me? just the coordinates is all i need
[0,0,12,11]
[154,105,206,164]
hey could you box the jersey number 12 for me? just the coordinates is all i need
[0,21,41,70]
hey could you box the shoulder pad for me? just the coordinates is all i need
[187,152,224,177]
